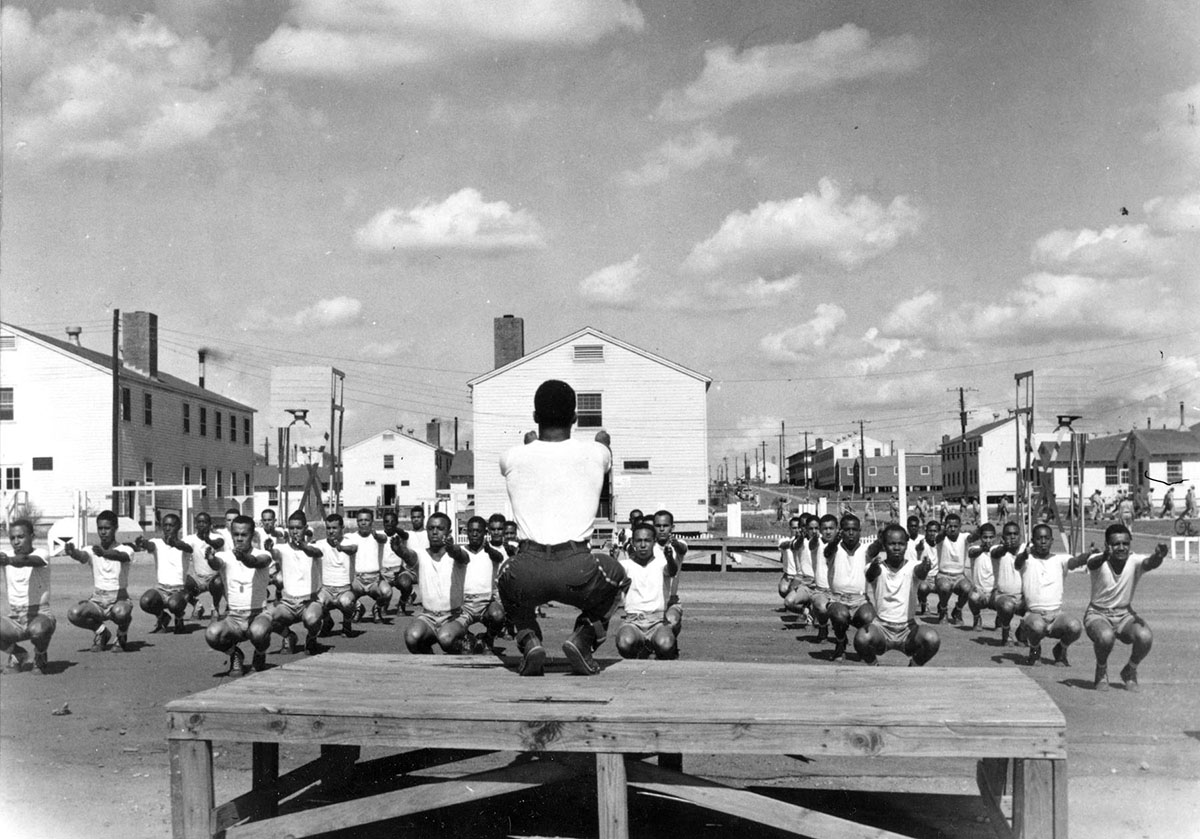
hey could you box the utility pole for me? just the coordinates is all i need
[761,440,768,482]
[947,386,978,438]
[779,421,785,484]
[111,309,121,516]
[856,419,870,497]
[803,430,810,489]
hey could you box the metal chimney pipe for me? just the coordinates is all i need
[198,349,206,389]
[65,326,82,345]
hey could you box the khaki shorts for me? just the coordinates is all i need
[1084,605,1143,637]
[416,610,458,631]
[876,618,915,652]
[621,611,665,633]
[222,608,264,634]
[8,606,55,632]
[318,584,352,605]
[458,596,494,624]
[272,596,316,624]
[831,590,867,609]
[89,589,130,618]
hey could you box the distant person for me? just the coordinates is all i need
[783,514,817,622]
[615,522,682,660]
[778,516,805,603]
[316,513,359,637]
[183,512,225,619]
[1186,485,1197,519]
[965,523,998,630]
[1014,524,1090,666]
[804,514,838,642]
[650,510,686,636]
[932,513,976,625]
[268,512,325,656]
[995,495,1010,523]
[1084,525,1167,691]
[917,496,932,524]
[447,516,506,653]
[136,514,192,635]
[64,510,134,653]
[403,512,473,655]
[1118,491,1135,529]
[856,524,938,666]
[1089,490,1105,524]
[380,510,415,616]
[496,379,629,676]
[914,519,941,615]
[343,509,392,624]
[1159,486,1176,519]
[823,514,876,661]
[989,522,1027,646]
[203,515,273,676]
[0,518,55,674]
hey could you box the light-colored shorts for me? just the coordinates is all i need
[831,591,867,609]
[222,608,265,635]
[152,584,186,598]
[936,572,967,588]
[1026,607,1061,624]
[189,572,219,589]
[416,610,458,631]
[7,606,55,632]
[876,618,916,652]
[356,572,381,588]
[89,588,130,617]
[272,596,317,624]
[1084,605,1143,637]
[621,611,665,633]
[458,596,495,624]
[810,588,832,611]
[318,584,353,605]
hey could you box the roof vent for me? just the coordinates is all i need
[573,344,604,362]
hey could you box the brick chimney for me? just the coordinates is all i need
[121,311,158,378]
[494,314,524,369]
[426,419,441,448]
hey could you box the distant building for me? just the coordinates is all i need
[786,440,831,486]
[1036,433,1126,500]
[861,452,942,494]
[468,324,711,533]
[1112,429,1200,499]
[941,416,1050,503]
[811,433,892,492]
[340,428,451,511]
[0,313,255,524]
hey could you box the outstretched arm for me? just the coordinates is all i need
[1145,543,1169,571]
[0,549,48,568]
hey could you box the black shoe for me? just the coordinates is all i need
[971,613,982,630]
[934,608,946,624]
[319,615,334,637]
[518,642,546,677]
[1052,642,1070,667]
[354,602,366,622]
[949,608,962,626]
[1026,644,1041,666]
[277,630,299,654]
[1120,662,1139,692]
[91,627,111,653]
[32,651,48,675]
[918,600,927,615]
[563,626,601,676]
[1014,624,1027,645]
[342,619,359,638]
[305,635,323,656]
[150,613,170,634]
[252,651,267,672]
[814,625,828,643]
[228,647,246,677]
[113,632,130,652]
[7,645,29,672]
[174,617,186,635]
[1000,627,1011,647]
[831,639,847,661]
[193,604,206,620]
[1094,665,1109,691]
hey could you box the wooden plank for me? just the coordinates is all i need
[1013,759,1057,839]
[976,758,1013,839]
[251,743,279,820]
[596,753,629,839]
[215,752,351,832]
[225,756,587,839]
[169,739,214,839]
[626,761,916,839]
[1052,759,1068,839]
[167,712,1065,759]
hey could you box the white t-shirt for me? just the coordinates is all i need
[992,549,1022,596]
[382,531,406,569]
[182,535,215,577]
[416,548,465,613]
[780,540,800,576]
[255,526,282,549]
[1021,553,1073,612]
[150,538,188,587]
[90,544,134,592]
[275,544,321,598]
[937,534,970,575]
[969,547,995,592]
[869,559,921,624]
[917,539,940,575]
[620,552,670,616]
[812,539,831,589]
[319,541,354,588]
[4,549,51,611]
[214,550,271,611]
[500,438,610,544]
[796,539,815,578]
[343,530,384,575]
[406,529,429,557]
[829,542,868,596]
[1089,554,1148,611]
[462,545,500,599]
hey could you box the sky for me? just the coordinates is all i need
[2,0,1198,473]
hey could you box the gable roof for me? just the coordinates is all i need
[1132,429,1200,457]
[343,428,438,452]
[466,326,712,389]
[944,415,1013,445]
[2,322,254,412]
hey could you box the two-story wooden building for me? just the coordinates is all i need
[0,313,255,524]
[468,323,711,534]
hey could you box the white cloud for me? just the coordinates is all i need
[1030,224,1171,276]
[253,0,643,77]
[658,24,928,121]
[358,340,411,360]
[3,7,258,163]
[683,178,921,277]
[666,276,800,313]
[758,303,847,361]
[1144,191,1200,234]
[1154,81,1200,174]
[241,296,363,331]
[355,188,547,255]
[879,290,942,338]
[578,255,645,308]
[620,128,739,187]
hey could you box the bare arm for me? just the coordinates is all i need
[914,557,933,580]
[93,545,132,563]
[1144,543,1168,571]
[0,550,48,568]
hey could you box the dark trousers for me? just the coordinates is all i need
[497,542,628,643]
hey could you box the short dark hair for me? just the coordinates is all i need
[161,513,180,526]
[840,513,860,527]
[907,515,921,526]
[653,510,674,523]
[225,507,240,516]
[533,379,576,426]
[356,508,374,520]
[789,516,803,526]
[819,514,838,526]
[427,511,452,529]
[326,513,344,526]
[10,517,34,535]
[632,522,656,539]
[978,523,996,535]
[1105,523,1131,542]
[944,513,961,525]
[882,523,908,542]
[487,513,507,526]
[97,510,118,527]
[467,515,487,528]
[232,515,255,530]
[288,512,307,524]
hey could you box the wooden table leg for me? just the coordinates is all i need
[170,739,214,839]
[657,753,683,771]
[1013,757,1067,839]
[596,753,629,839]
[252,743,280,819]
[320,744,361,794]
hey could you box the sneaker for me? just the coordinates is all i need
[831,639,847,661]
[950,608,963,626]
[305,635,323,656]
[319,615,334,637]
[1026,644,1041,666]
[1120,662,1140,692]
[371,603,384,623]
[342,618,358,638]
[228,647,246,677]
[91,627,111,653]
[32,651,48,675]
[517,640,546,677]
[174,617,186,635]
[1052,642,1070,667]
[934,608,947,624]
[7,645,29,672]
[562,626,601,676]
[1094,665,1110,691]
[252,651,267,672]
[150,613,170,634]
[354,602,366,622]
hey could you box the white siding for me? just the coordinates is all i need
[0,331,111,518]
[472,332,709,531]
[342,431,438,510]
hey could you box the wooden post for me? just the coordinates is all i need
[720,540,728,573]
[596,753,629,839]
[169,739,214,839]
[1013,758,1064,839]
[320,744,361,794]
[252,743,280,819]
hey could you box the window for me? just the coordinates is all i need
[200,468,208,497]
[841,448,850,458]
[145,461,154,483]
[243,418,251,445]
[383,432,395,441]
[383,455,395,469]
[32,457,52,470]
[573,344,604,362]
[400,480,410,487]
[365,480,377,486]
[230,415,237,443]
[120,387,130,421]
[576,392,603,427]
[873,448,881,457]
[1167,460,1183,482]
[183,402,191,433]
[623,460,650,471]
[1119,465,1130,484]
[215,411,223,440]
[268,488,279,505]
[920,465,931,476]
[867,466,877,477]
[1105,464,1119,485]
[216,470,223,497]
[245,473,251,495]
[893,466,899,476]
[183,465,191,485]
[0,388,12,421]
[199,407,208,436]
[143,392,152,425]
[4,467,19,490]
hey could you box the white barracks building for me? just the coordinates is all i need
[468,318,712,534]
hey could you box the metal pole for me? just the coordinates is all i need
[803,431,810,489]
[283,425,291,518]
[111,309,121,515]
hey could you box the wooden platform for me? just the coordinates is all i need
[166,654,1067,839]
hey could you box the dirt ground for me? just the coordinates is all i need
[2,540,1198,839]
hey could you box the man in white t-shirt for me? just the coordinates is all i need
[269,511,326,656]
[403,512,472,654]
[136,514,193,634]
[203,515,273,676]
[381,510,416,615]
[316,513,359,638]
[1015,524,1090,666]
[446,516,506,653]
[823,514,877,661]
[0,518,56,674]
[988,522,1027,646]
[651,509,686,636]
[344,509,392,624]
[183,512,226,619]
[615,522,681,660]
[65,510,135,653]
[1084,524,1167,691]
[855,524,938,665]
[932,513,977,625]
[965,523,998,630]
[496,379,629,676]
